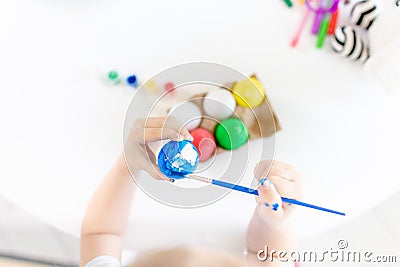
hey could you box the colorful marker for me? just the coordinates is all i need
[291,8,311,47]
[328,8,339,35]
[283,0,294,7]
[316,15,330,48]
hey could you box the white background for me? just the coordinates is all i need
[1,0,399,252]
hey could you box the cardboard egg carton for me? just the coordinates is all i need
[188,77,281,151]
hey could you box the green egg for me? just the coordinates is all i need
[215,118,249,150]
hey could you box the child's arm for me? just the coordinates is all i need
[80,117,192,267]
[246,160,303,267]
[80,153,134,266]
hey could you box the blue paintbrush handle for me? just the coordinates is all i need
[281,197,346,216]
[211,179,259,195]
[210,179,345,216]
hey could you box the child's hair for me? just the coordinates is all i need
[127,246,248,267]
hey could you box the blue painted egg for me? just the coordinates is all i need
[157,140,199,178]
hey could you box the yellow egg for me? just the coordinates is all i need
[232,75,266,108]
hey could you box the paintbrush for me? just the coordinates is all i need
[188,174,345,216]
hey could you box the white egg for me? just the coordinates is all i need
[203,89,236,121]
[168,101,202,131]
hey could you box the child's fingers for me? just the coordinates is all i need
[142,146,170,181]
[270,160,293,170]
[268,165,296,182]
[268,166,299,182]
[178,128,194,141]
[143,128,184,142]
[144,117,180,129]
[142,117,168,128]
[254,160,302,184]
[163,116,194,141]
[257,178,283,215]
[141,117,193,141]
[253,161,271,180]
[253,160,293,179]
[143,164,170,181]
[268,175,303,200]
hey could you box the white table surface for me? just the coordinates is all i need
[1,0,400,251]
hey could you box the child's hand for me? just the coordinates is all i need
[124,117,193,181]
[254,160,303,228]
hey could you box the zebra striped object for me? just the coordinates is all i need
[350,0,379,30]
[331,26,370,63]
